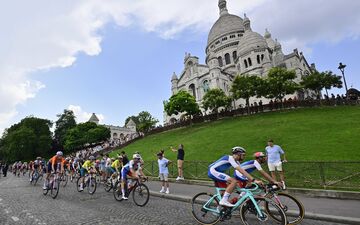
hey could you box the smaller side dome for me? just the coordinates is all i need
[238,30,268,56]
[171,72,178,80]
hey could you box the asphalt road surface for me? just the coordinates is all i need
[0,175,346,225]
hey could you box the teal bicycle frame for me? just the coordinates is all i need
[202,184,264,218]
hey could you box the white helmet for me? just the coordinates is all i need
[133,154,141,159]
[56,151,63,156]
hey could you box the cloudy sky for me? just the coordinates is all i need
[1,0,359,134]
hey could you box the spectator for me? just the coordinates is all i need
[265,139,287,189]
[171,144,185,181]
[2,162,8,177]
[259,100,263,112]
[120,151,129,165]
[157,152,171,194]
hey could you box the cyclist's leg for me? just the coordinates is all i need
[208,168,234,206]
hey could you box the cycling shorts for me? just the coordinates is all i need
[208,168,231,182]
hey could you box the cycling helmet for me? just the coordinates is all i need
[254,152,266,158]
[36,157,41,160]
[89,156,95,160]
[65,157,70,161]
[133,154,141,159]
[56,151,63,156]
[95,159,100,163]
[231,146,246,154]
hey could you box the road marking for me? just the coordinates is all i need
[11,216,20,222]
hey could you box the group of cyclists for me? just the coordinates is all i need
[10,150,147,201]
[208,146,284,207]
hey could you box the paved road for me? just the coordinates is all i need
[0,175,348,225]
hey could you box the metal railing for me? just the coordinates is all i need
[143,161,360,191]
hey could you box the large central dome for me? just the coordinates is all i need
[207,14,244,45]
[207,0,244,46]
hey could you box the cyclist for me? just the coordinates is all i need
[78,156,95,191]
[208,147,263,207]
[30,157,42,182]
[235,152,282,187]
[43,151,66,190]
[111,155,123,176]
[120,153,146,200]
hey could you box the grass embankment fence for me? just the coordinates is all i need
[143,161,360,191]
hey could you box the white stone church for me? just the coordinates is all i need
[88,113,137,141]
[165,0,315,124]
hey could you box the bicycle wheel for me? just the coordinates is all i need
[76,177,83,192]
[266,193,305,225]
[132,183,150,207]
[33,173,39,186]
[113,181,123,201]
[61,174,68,187]
[43,183,49,196]
[50,179,60,199]
[87,177,97,195]
[103,178,113,192]
[239,197,287,225]
[191,192,221,225]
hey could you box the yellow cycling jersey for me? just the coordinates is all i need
[111,159,122,169]
[82,160,94,171]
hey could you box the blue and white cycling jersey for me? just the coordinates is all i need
[208,155,240,182]
[234,160,263,181]
[121,160,141,179]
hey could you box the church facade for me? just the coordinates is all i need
[88,113,137,141]
[165,0,315,124]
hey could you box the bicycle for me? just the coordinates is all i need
[103,173,120,192]
[43,172,61,199]
[113,177,150,207]
[191,184,287,225]
[30,169,43,186]
[262,184,305,225]
[76,172,97,195]
[60,170,69,187]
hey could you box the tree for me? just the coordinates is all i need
[262,67,299,104]
[231,75,262,114]
[137,111,159,133]
[63,122,110,152]
[164,90,200,118]
[300,70,343,99]
[54,109,76,148]
[0,116,52,161]
[323,71,343,97]
[202,88,232,116]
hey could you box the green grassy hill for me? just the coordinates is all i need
[111,106,360,162]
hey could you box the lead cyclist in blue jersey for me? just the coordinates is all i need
[208,146,263,207]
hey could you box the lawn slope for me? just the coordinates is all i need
[112,106,360,162]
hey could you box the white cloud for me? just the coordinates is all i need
[1,0,359,133]
[68,105,105,124]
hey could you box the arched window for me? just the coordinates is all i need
[232,51,237,61]
[189,84,196,99]
[218,56,223,67]
[203,80,210,93]
[244,60,248,68]
[225,53,231,65]
[257,55,261,64]
[248,58,252,67]
[261,54,264,61]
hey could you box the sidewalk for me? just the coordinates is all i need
[147,180,360,224]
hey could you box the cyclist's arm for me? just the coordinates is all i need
[258,170,277,183]
[235,166,254,182]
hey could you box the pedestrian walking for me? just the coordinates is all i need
[265,139,287,188]
[171,144,185,181]
[157,152,171,194]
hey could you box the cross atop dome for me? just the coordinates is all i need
[218,0,228,16]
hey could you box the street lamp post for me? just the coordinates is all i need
[338,62,348,96]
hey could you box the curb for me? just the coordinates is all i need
[150,191,360,225]
[148,177,360,200]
